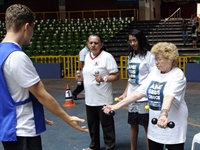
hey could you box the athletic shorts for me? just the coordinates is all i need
[128,101,149,114]
[2,136,42,150]
[128,112,149,126]
[192,37,197,40]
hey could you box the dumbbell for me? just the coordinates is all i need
[103,105,115,116]
[151,118,175,128]
[95,70,100,86]
[76,70,82,85]
[109,110,115,117]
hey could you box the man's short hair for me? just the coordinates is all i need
[5,4,35,32]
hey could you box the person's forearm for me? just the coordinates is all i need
[106,73,119,82]
[80,61,84,70]
[113,91,144,111]
[161,95,174,111]
[123,82,129,96]
[37,92,72,124]
[28,81,72,124]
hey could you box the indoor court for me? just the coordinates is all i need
[1,78,198,150]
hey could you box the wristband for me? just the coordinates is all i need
[160,112,168,117]
[160,109,169,118]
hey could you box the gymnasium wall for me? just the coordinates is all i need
[0,0,59,12]
[0,0,197,20]
[0,0,137,12]
[0,0,138,20]
[161,2,197,19]
[65,0,137,11]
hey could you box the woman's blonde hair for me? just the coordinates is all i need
[151,42,179,67]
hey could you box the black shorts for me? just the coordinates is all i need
[192,37,197,40]
[128,112,149,126]
[2,136,42,150]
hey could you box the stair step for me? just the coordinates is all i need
[107,19,199,65]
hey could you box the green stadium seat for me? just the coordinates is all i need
[36,45,42,52]
[66,49,74,56]
[58,49,66,56]
[24,50,32,57]
[49,49,57,56]
[32,50,40,56]
[53,45,60,53]
[41,50,49,56]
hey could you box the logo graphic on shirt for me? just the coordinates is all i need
[94,62,99,66]
[128,62,140,84]
[147,81,167,110]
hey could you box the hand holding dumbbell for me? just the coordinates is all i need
[95,70,100,86]
[76,70,82,85]
[103,105,115,117]
[151,118,175,128]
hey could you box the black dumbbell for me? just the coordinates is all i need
[151,118,175,128]
[103,105,115,116]
[109,110,115,117]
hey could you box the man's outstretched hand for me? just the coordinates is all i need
[68,116,89,133]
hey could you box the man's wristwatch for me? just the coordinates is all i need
[103,76,108,82]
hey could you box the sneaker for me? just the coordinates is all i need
[83,148,94,150]
[72,95,77,100]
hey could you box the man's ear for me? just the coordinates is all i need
[24,23,29,31]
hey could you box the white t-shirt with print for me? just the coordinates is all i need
[136,67,188,144]
[83,51,118,106]
[127,51,155,99]
[127,51,155,113]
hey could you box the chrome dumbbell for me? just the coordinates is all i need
[76,70,82,85]
[95,70,100,86]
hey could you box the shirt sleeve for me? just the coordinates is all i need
[165,69,186,102]
[79,49,85,62]
[7,51,40,88]
[105,53,119,73]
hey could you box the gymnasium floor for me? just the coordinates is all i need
[0,78,200,150]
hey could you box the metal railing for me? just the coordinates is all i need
[164,7,181,23]
[0,9,138,21]
[30,56,80,78]
[150,7,181,45]
[29,55,200,79]
[164,7,181,33]
[120,55,200,80]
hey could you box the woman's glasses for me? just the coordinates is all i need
[127,40,138,44]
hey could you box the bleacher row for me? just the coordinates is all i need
[10,16,134,57]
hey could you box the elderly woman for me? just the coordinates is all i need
[103,42,188,150]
